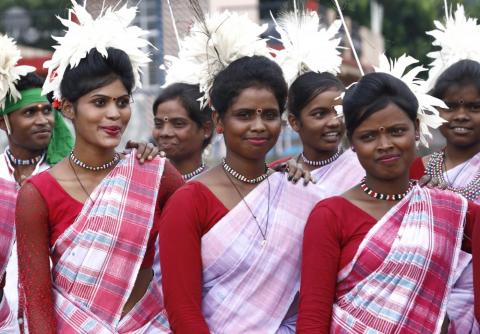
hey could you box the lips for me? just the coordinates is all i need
[322,131,341,142]
[100,126,121,136]
[377,154,401,164]
[246,137,269,146]
[32,128,51,135]
[449,126,473,135]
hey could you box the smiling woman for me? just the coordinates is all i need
[152,83,213,180]
[297,72,480,333]
[14,3,183,333]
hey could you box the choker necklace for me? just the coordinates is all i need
[360,177,415,201]
[223,167,270,246]
[6,149,44,166]
[301,150,341,167]
[222,158,268,184]
[426,151,480,201]
[70,151,120,171]
[182,162,206,180]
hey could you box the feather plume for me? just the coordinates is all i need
[375,54,447,147]
[162,2,270,106]
[271,9,343,86]
[0,35,35,111]
[42,0,151,100]
[426,4,480,89]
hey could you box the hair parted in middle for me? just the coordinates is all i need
[210,55,288,117]
[60,48,135,103]
[343,72,419,138]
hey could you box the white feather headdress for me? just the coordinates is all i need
[162,1,270,107]
[42,0,151,100]
[0,35,35,111]
[375,54,447,147]
[271,9,343,86]
[426,4,480,89]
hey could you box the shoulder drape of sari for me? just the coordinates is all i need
[438,152,480,334]
[331,186,468,334]
[200,172,322,334]
[50,153,170,333]
[310,149,364,197]
[0,177,17,332]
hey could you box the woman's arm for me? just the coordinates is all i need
[297,204,342,334]
[159,185,210,334]
[16,182,56,333]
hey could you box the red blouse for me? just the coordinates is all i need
[297,196,478,334]
[15,160,183,334]
[410,156,426,180]
[159,181,228,334]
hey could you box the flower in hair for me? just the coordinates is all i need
[0,35,35,111]
[42,0,151,100]
[271,10,343,86]
[426,5,480,89]
[374,54,447,147]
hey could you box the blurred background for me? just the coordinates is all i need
[1,0,479,161]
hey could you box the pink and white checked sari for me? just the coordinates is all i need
[331,186,468,334]
[441,152,480,334]
[50,153,170,333]
[0,177,17,332]
[310,149,364,197]
[201,172,322,333]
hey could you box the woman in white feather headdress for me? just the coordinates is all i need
[159,2,327,333]
[409,4,480,332]
[15,2,183,332]
[269,7,366,198]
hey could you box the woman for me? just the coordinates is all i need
[281,71,364,195]
[159,55,322,333]
[410,59,480,332]
[15,8,184,332]
[152,83,213,180]
[297,72,479,333]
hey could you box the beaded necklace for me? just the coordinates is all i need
[301,149,341,167]
[360,177,415,201]
[182,162,206,181]
[221,158,268,184]
[426,151,480,201]
[70,151,120,172]
[6,149,44,166]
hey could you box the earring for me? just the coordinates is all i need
[415,134,420,141]
[216,126,223,134]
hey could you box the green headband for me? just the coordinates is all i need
[1,88,74,165]
[1,88,48,116]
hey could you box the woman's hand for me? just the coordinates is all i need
[272,159,315,186]
[418,175,448,189]
[124,140,166,164]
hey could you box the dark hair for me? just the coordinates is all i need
[60,48,135,102]
[430,59,480,99]
[343,72,418,137]
[14,72,44,92]
[153,83,213,148]
[210,55,288,116]
[288,72,344,118]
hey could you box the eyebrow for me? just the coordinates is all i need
[89,94,129,98]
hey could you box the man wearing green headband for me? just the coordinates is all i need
[0,71,74,331]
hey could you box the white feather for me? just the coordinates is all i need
[271,10,343,86]
[161,10,270,106]
[375,54,447,147]
[426,4,480,89]
[42,0,151,100]
[0,34,35,111]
